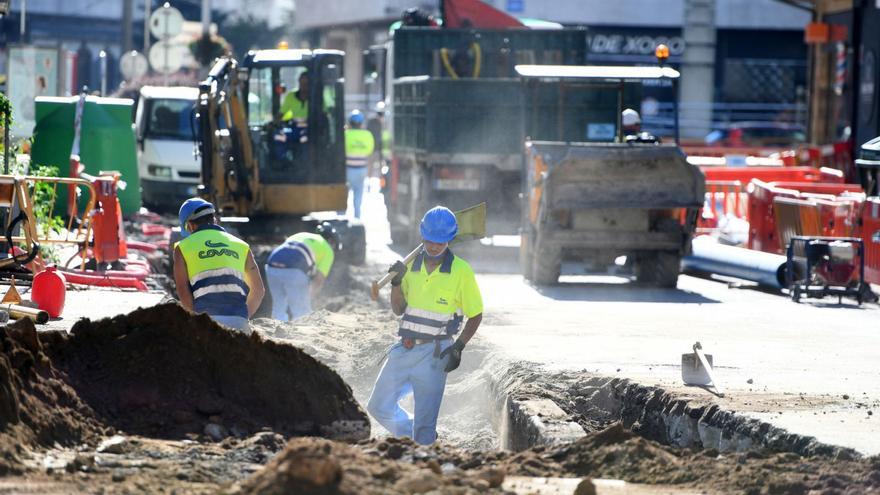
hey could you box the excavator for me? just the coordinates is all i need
[195,47,365,263]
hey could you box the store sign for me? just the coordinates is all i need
[587,33,686,57]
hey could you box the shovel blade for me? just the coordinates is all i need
[452,202,487,243]
[681,353,713,386]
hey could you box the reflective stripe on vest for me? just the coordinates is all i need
[399,308,463,339]
[178,227,250,319]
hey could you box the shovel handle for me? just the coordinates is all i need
[370,244,424,301]
[693,342,724,396]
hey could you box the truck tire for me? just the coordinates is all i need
[636,251,680,288]
[345,223,367,265]
[520,231,534,281]
[532,246,561,285]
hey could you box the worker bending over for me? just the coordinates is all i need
[174,198,265,332]
[367,206,483,445]
[265,222,338,320]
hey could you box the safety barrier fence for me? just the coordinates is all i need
[0,175,97,271]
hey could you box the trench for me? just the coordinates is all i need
[482,362,860,460]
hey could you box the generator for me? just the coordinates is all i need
[785,236,869,304]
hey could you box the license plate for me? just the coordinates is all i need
[434,179,480,191]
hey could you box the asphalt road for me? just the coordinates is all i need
[360,184,880,455]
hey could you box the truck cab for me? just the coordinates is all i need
[135,86,200,210]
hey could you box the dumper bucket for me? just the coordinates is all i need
[528,141,705,210]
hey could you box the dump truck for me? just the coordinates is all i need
[381,27,588,243]
[518,65,705,287]
[196,49,365,263]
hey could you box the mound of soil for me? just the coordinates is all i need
[236,436,507,495]
[504,422,880,494]
[39,303,369,441]
[0,319,106,474]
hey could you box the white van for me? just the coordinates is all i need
[135,86,200,210]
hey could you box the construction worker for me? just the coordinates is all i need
[345,109,375,219]
[622,108,642,135]
[278,71,309,129]
[367,206,483,445]
[264,222,339,320]
[173,198,265,332]
[622,108,660,143]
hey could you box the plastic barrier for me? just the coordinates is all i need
[59,269,149,291]
[861,198,880,285]
[747,180,800,253]
[749,179,865,254]
[126,240,159,253]
[700,166,844,185]
[699,180,746,231]
[141,223,171,237]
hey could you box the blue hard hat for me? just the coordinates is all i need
[419,206,457,243]
[349,109,364,126]
[178,197,216,238]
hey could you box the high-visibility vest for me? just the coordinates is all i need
[345,128,375,167]
[177,225,251,319]
[397,249,483,340]
[280,92,308,126]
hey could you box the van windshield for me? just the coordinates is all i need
[146,98,194,140]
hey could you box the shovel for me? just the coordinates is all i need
[371,202,487,301]
[681,341,725,397]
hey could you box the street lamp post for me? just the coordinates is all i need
[99,50,108,95]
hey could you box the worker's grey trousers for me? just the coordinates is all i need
[366,339,452,445]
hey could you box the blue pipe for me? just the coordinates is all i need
[682,236,789,289]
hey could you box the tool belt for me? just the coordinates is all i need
[401,336,450,357]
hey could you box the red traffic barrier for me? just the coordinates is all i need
[59,269,149,291]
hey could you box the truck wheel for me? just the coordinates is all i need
[345,223,367,265]
[532,246,561,285]
[636,251,680,288]
[520,231,534,281]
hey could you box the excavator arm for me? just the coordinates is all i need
[196,57,260,216]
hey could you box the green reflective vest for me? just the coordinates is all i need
[280,92,308,125]
[345,129,375,167]
[177,226,251,318]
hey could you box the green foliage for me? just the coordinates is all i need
[190,34,232,67]
[28,165,65,263]
[220,14,288,58]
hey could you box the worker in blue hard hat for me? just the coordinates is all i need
[366,206,483,445]
[345,109,375,219]
[265,221,339,321]
[173,198,265,332]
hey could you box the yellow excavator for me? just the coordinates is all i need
[196,48,365,263]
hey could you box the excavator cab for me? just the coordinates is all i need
[242,49,345,190]
[197,49,347,217]
[197,49,366,263]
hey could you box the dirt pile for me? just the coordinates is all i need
[38,303,369,441]
[0,319,107,475]
[498,422,880,494]
[236,436,507,495]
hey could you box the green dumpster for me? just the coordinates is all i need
[30,95,141,216]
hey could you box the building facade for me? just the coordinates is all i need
[292,0,811,136]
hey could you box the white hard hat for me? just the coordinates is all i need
[622,108,641,127]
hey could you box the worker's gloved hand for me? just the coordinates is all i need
[389,260,407,286]
[439,339,466,373]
